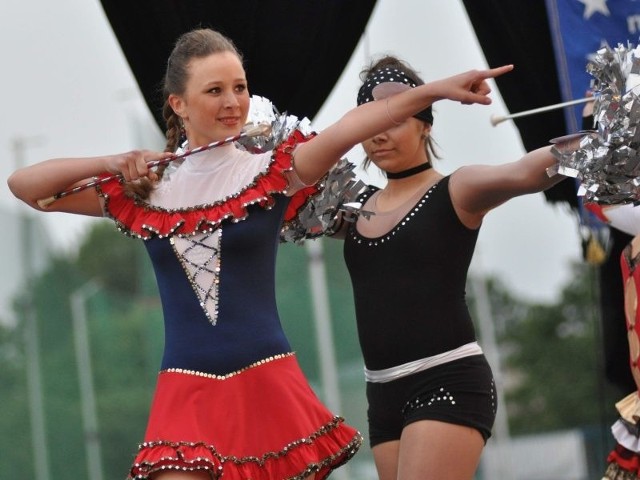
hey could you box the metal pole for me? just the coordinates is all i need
[13,135,51,480]
[470,274,514,480]
[70,281,104,480]
[305,239,347,480]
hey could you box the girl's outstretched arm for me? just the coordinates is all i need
[7,150,172,215]
[293,65,514,185]
[450,137,581,224]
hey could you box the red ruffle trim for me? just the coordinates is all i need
[129,418,361,480]
[99,130,319,239]
[608,443,640,474]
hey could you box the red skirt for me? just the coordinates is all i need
[129,354,362,479]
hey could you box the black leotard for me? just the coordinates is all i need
[344,176,479,371]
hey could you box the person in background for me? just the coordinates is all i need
[329,55,580,480]
[584,198,640,480]
[7,29,512,480]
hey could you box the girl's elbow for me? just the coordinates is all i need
[7,171,42,208]
[7,171,27,201]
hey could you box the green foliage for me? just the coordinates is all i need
[276,239,360,380]
[0,321,32,477]
[322,239,361,363]
[493,261,620,435]
[29,254,86,479]
[90,300,160,477]
[276,242,318,377]
[76,221,150,297]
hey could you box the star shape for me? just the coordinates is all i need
[578,0,611,20]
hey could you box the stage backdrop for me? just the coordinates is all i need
[462,0,639,393]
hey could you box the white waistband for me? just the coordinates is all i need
[364,341,483,383]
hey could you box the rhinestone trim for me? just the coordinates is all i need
[171,230,222,325]
[349,182,439,246]
[161,352,295,380]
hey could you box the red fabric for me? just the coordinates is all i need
[99,130,319,239]
[130,355,361,479]
[608,443,640,473]
[585,202,610,223]
[620,247,640,384]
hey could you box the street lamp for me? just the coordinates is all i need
[70,281,104,480]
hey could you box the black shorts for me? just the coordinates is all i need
[366,354,497,447]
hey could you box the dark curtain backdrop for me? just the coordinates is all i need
[99,0,377,130]
[461,1,576,207]
[462,1,635,393]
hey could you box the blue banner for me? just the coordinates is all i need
[546,0,640,132]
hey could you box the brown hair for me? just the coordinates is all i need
[126,28,243,199]
[359,55,441,170]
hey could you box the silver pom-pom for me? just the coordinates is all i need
[235,96,369,242]
[280,159,369,244]
[237,95,312,153]
[555,42,640,204]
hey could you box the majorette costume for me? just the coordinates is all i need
[342,178,497,447]
[602,238,640,480]
[96,123,361,479]
[586,203,640,480]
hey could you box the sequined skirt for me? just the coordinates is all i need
[128,354,362,479]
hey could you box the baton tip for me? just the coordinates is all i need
[490,114,504,127]
[244,123,272,138]
[37,196,56,209]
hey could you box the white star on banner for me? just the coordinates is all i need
[578,0,611,19]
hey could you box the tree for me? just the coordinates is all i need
[494,261,622,435]
[76,220,151,297]
[0,318,32,478]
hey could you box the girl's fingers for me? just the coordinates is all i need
[105,150,168,181]
[462,65,513,104]
[487,64,514,79]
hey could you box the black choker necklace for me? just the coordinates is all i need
[385,162,432,179]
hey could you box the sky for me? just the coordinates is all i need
[0,0,584,321]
